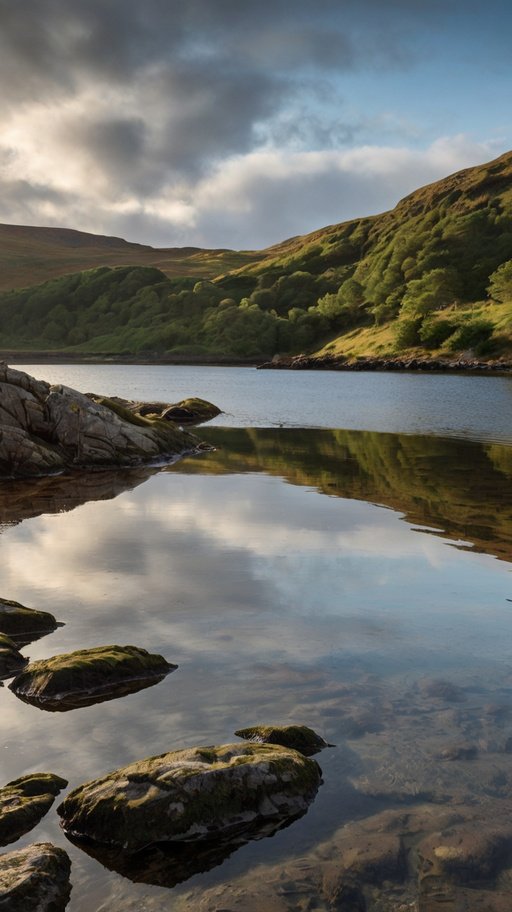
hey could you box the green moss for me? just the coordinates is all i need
[9,644,177,709]
[0,773,67,846]
[57,742,322,850]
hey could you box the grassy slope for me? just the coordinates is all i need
[0,224,263,291]
[1,150,512,359]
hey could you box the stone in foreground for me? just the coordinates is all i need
[0,634,27,681]
[0,774,68,847]
[0,597,60,648]
[0,363,205,477]
[9,645,177,711]
[57,742,322,851]
[235,724,332,756]
[0,842,71,911]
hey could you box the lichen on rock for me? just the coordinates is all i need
[9,644,177,711]
[0,773,67,847]
[57,742,322,851]
[0,842,71,911]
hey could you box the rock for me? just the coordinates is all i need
[57,742,322,851]
[0,634,27,681]
[437,742,478,761]
[9,645,177,711]
[417,679,466,702]
[66,815,295,890]
[0,842,71,911]
[0,597,60,648]
[0,364,205,477]
[0,773,67,847]
[234,724,332,756]
[96,395,221,425]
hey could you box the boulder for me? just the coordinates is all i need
[0,774,67,847]
[234,724,332,756]
[0,842,71,911]
[0,364,206,477]
[0,634,27,681]
[57,742,322,851]
[0,597,60,648]
[9,645,177,711]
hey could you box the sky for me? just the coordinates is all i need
[0,0,511,250]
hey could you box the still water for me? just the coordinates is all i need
[17,361,512,442]
[1,366,512,909]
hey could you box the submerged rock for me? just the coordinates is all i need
[67,814,300,890]
[0,842,71,911]
[57,742,322,851]
[0,774,68,847]
[9,645,177,711]
[234,724,332,756]
[0,634,27,681]
[0,363,205,477]
[0,597,60,648]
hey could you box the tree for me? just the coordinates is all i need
[488,260,512,303]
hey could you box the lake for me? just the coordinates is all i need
[2,364,512,910]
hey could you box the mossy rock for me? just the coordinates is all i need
[159,398,221,425]
[9,644,177,712]
[0,842,71,911]
[0,774,67,847]
[234,724,332,756]
[0,634,27,681]
[57,742,322,851]
[0,597,60,648]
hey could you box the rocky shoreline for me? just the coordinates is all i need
[0,363,219,478]
[259,353,512,373]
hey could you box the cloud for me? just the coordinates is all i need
[0,0,509,246]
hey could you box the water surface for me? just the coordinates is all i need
[1,427,512,909]
[17,362,512,443]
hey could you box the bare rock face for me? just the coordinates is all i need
[57,743,322,851]
[0,774,67,847]
[0,364,207,477]
[0,842,71,911]
[9,645,177,711]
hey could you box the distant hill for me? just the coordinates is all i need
[0,223,262,291]
[1,150,512,361]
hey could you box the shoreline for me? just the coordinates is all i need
[258,353,512,375]
[3,350,512,374]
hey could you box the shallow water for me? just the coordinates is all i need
[2,422,512,909]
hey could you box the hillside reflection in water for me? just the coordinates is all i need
[0,427,512,910]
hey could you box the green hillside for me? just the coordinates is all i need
[1,150,512,360]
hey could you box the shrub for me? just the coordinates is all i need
[444,318,494,352]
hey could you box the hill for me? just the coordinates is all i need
[0,223,262,292]
[0,150,512,361]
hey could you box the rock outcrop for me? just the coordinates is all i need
[0,842,71,911]
[57,742,322,851]
[9,645,177,711]
[0,774,67,847]
[234,724,332,756]
[0,364,213,477]
[0,597,60,648]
